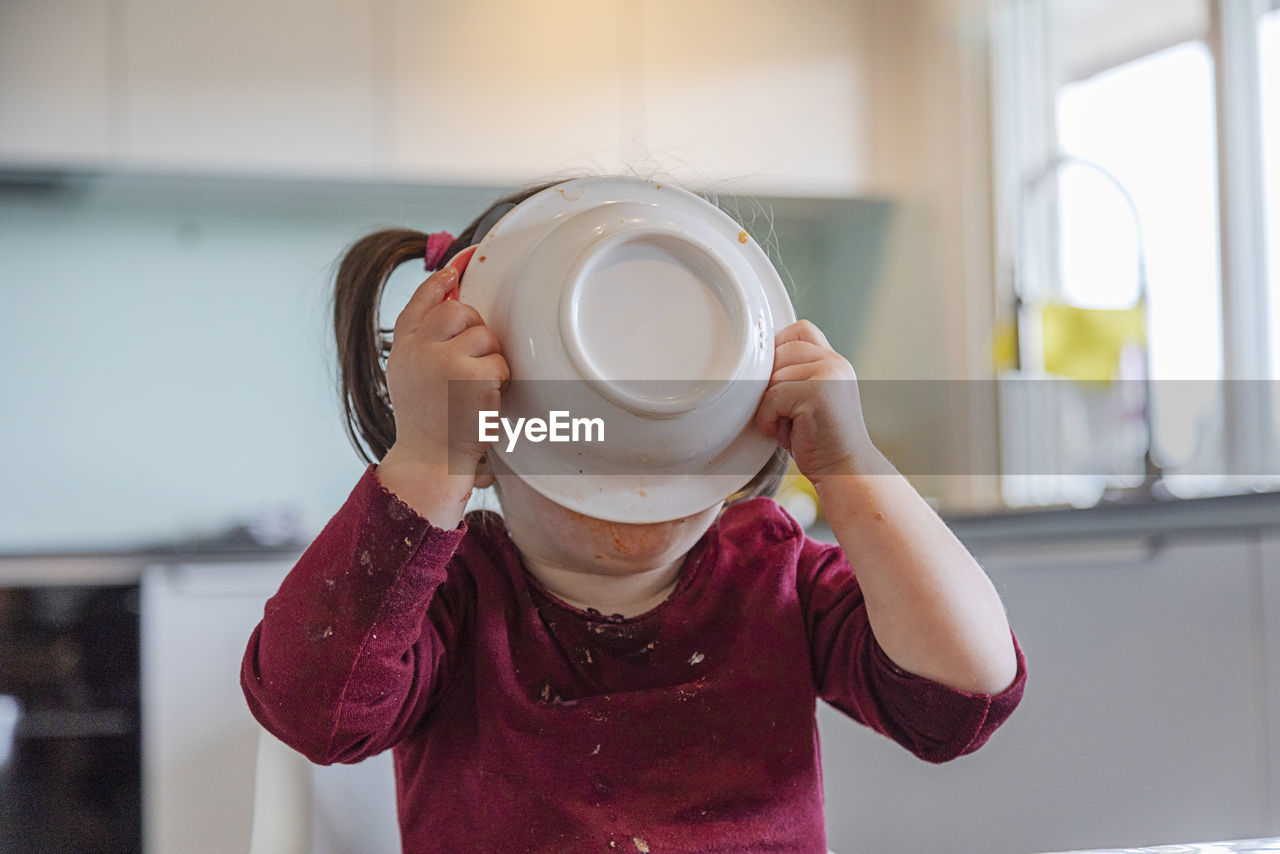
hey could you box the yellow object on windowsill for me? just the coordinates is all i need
[990,301,1146,384]
[1041,301,1146,383]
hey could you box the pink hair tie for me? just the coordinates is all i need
[424,231,456,271]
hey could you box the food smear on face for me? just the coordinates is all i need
[570,511,681,558]
[612,527,632,555]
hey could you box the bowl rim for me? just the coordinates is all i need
[458,175,796,522]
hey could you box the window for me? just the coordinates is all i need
[991,0,1277,506]
[1056,43,1221,382]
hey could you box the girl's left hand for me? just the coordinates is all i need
[754,320,878,483]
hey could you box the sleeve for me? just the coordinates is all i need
[240,464,469,765]
[797,536,1027,764]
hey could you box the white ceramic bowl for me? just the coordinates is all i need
[457,176,795,522]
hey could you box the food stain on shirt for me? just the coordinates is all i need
[633,837,651,852]
[589,773,614,804]
[539,680,563,705]
[675,678,708,702]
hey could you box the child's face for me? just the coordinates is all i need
[488,457,723,576]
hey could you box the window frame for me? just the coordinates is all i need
[1213,0,1276,482]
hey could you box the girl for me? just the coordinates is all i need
[241,180,1026,854]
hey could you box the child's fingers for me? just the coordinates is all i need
[775,319,832,350]
[754,380,809,439]
[451,322,503,358]
[772,339,829,372]
[446,246,478,277]
[419,300,488,343]
[776,416,793,450]
[773,339,857,386]
[470,352,511,391]
[398,246,481,319]
[440,246,479,300]
[769,361,819,385]
[398,266,460,329]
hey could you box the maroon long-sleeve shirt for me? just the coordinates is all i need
[242,465,1026,853]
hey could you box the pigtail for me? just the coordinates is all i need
[329,184,557,467]
[332,228,438,465]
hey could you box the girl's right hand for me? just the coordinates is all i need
[376,248,508,520]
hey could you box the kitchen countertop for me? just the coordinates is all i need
[3,488,1278,586]
[0,543,303,587]
[792,487,1280,549]
[943,487,1280,550]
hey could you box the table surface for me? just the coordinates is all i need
[1042,838,1280,853]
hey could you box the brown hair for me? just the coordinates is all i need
[725,446,790,505]
[331,178,789,504]
[332,182,558,465]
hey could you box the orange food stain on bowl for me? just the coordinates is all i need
[738,230,748,244]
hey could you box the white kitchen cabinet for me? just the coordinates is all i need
[120,0,381,176]
[141,560,400,854]
[0,0,113,166]
[2,0,874,194]
[637,0,872,197]
[390,0,873,194]
[1264,532,1280,832]
[389,0,630,186]
[817,534,1276,854]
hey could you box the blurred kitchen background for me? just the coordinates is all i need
[1,0,1278,852]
